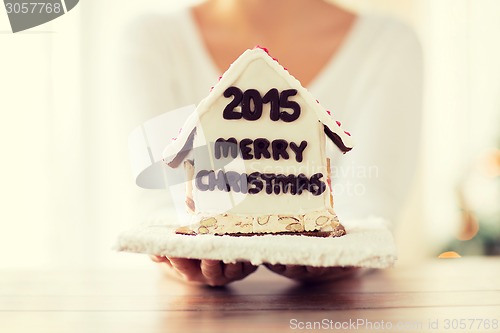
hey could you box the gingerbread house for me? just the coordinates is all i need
[163,47,353,236]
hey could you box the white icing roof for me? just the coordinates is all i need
[163,48,353,167]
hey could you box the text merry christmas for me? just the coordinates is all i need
[195,86,326,196]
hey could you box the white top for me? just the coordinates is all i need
[121,8,422,223]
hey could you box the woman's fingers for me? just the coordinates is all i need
[169,257,202,281]
[223,262,244,280]
[200,260,225,286]
[305,266,327,275]
[281,265,309,279]
[152,257,258,286]
[265,264,359,282]
[223,261,258,280]
[154,255,358,285]
[266,264,286,273]
[241,262,258,276]
[150,255,172,266]
[265,264,308,279]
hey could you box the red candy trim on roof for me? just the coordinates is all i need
[254,45,270,54]
[253,45,279,62]
[344,131,351,136]
[336,121,341,126]
[170,127,183,141]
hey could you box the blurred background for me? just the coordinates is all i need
[1,0,499,270]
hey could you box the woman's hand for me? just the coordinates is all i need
[151,256,258,287]
[264,264,358,283]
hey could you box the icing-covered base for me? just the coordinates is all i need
[175,209,345,237]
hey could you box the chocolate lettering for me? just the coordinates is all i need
[241,89,263,120]
[214,138,306,161]
[262,88,280,121]
[279,89,301,122]
[223,87,243,120]
[222,87,301,122]
[289,141,307,162]
[271,139,289,160]
[260,173,276,194]
[253,138,271,159]
[214,137,238,159]
[197,170,327,197]
[275,174,297,195]
[195,170,210,191]
[225,171,242,193]
[248,172,263,194]
[239,138,254,160]
[209,170,230,192]
[309,173,326,196]
[296,173,310,195]
[239,173,249,194]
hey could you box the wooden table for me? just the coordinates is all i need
[1,257,499,333]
